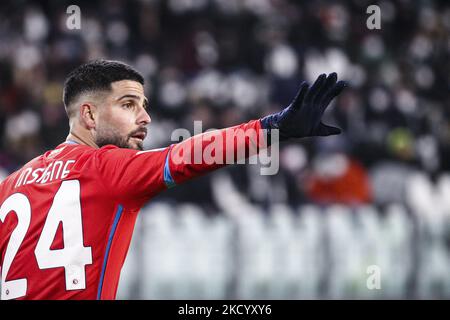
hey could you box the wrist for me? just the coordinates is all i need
[259,118,289,144]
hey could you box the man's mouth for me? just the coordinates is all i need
[130,130,147,141]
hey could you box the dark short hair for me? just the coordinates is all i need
[63,59,144,116]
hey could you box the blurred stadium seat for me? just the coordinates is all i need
[117,198,450,299]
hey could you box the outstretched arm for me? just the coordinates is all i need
[167,73,347,185]
[95,73,347,206]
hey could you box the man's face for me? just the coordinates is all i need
[94,80,151,151]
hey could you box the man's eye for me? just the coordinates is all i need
[123,103,133,109]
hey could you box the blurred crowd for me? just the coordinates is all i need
[0,0,449,211]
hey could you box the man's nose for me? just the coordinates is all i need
[137,107,151,125]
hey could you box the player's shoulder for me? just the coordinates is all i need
[45,142,94,158]
[44,142,123,161]
[55,143,144,173]
[0,143,127,194]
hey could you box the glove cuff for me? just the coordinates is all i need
[259,117,289,144]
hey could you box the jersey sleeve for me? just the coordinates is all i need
[94,119,267,208]
[167,119,267,185]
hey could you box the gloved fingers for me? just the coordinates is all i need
[314,73,337,105]
[303,73,327,105]
[320,80,347,111]
[290,82,309,110]
[316,123,342,136]
[311,73,339,121]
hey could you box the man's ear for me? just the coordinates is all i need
[80,103,97,129]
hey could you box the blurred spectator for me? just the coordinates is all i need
[305,153,372,205]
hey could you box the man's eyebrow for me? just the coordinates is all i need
[117,94,149,109]
[117,94,142,101]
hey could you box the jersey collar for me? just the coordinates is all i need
[65,140,80,145]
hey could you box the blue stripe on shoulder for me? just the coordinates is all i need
[164,149,176,188]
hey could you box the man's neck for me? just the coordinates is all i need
[66,131,99,149]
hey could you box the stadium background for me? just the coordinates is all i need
[0,0,449,299]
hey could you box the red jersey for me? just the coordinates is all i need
[0,120,264,300]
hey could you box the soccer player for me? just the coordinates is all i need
[0,60,346,300]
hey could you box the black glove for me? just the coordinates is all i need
[260,73,347,141]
